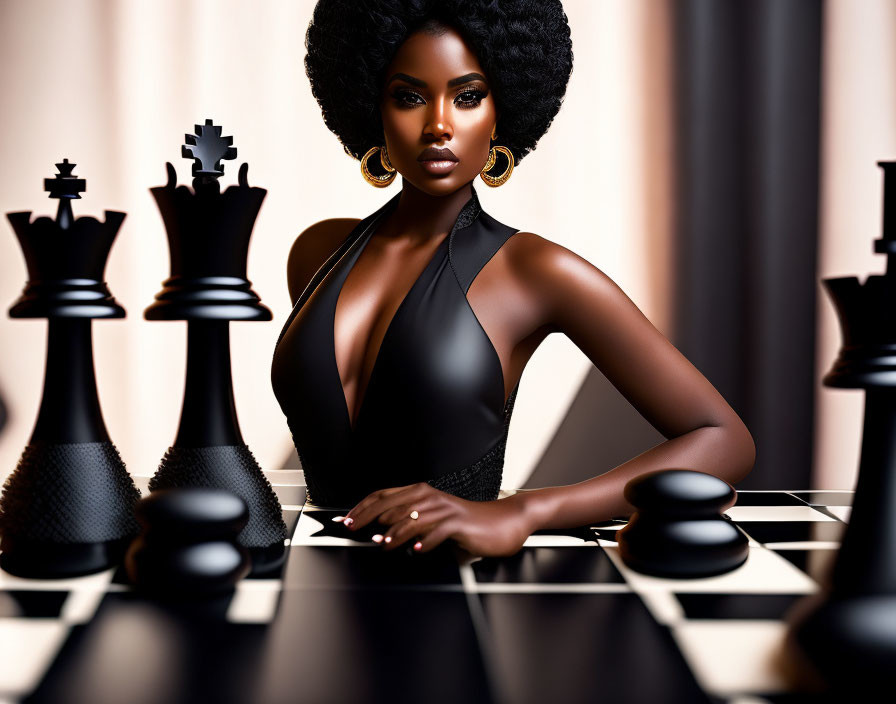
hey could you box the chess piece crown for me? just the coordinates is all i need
[824,161,896,387]
[145,119,271,321]
[7,159,125,319]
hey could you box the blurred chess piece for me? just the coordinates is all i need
[786,160,896,692]
[145,120,287,575]
[0,160,141,577]
[616,469,748,578]
[125,487,252,597]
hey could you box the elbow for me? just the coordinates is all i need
[726,418,756,487]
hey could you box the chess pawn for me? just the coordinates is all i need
[145,120,287,575]
[0,160,141,577]
[125,487,251,597]
[616,469,748,578]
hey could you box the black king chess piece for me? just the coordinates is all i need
[0,160,141,577]
[786,161,896,692]
[145,120,287,574]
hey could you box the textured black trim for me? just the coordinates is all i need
[0,441,140,543]
[149,445,287,547]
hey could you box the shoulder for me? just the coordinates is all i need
[504,230,618,296]
[501,230,632,330]
[286,217,362,305]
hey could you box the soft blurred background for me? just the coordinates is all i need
[0,0,889,493]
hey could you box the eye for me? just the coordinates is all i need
[455,89,487,109]
[392,89,424,108]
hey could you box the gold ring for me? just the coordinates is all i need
[409,510,419,520]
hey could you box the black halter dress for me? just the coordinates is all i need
[271,187,521,508]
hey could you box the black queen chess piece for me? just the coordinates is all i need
[0,160,141,577]
[145,120,287,574]
[785,161,896,693]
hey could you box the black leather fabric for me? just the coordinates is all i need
[271,187,521,508]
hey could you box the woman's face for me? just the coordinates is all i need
[379,25,497,196]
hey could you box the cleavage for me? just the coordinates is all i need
[333,231,448,432]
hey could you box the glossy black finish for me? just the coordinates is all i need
[617,469,748,578]
[174,321,242,447]
[135,487,249,541]
[125,488,251,597]
[478,592,711,704]
[30,319,108,444]
[789,161,896,691]
[625,468,736,515]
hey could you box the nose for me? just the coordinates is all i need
[423,97,453,142]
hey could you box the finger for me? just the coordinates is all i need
[347,483,430,530]
[377,498,439,526]
[381,506,452,551]
[343,485,417,529]
[414,521,459,553]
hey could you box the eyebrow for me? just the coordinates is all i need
[385,72,487,88]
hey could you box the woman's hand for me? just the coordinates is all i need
[339,483,534,557]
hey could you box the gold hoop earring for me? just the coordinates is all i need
[480,145,514,187]
[361,146,396,187]
[491,125,497,141]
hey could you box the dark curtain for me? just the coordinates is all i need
[526,0,823,491]
[671,0,823,489]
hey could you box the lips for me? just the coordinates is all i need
[418,146,459,162]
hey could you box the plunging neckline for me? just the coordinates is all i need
[332,198,462,437]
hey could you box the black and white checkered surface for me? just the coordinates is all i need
[0,472,850,703]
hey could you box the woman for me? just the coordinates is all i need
[271,0,755,558]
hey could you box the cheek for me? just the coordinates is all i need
[382,107,418,137]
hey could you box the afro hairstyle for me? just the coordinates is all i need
[304,0,574,167]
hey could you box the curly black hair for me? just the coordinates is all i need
[304,0,573,167]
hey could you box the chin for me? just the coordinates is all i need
[402,172,473,197]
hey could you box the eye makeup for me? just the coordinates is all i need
[390,85,489,109]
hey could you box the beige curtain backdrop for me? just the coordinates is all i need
[0,0,667,487]
[814,0,896,490]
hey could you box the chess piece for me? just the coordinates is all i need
[125,487,251,597]
[145,120,287,575]
[616,469,748,578]
[0,160,141,577]
[787,161,896,691]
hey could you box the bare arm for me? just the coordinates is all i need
[505,233,756,530]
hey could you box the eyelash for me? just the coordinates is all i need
[392,88,487,110]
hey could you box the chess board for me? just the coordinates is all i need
[0,471,850,704]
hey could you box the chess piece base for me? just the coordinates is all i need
[125,535,251,597]
[788,591,896,692]
[0,441,141,577]
[617,516,749,578]
[149,444,287,552]
[0,535,132,578]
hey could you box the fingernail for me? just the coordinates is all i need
[413,541,423,551]
[372,534,383,543]
[384,536,392,543]
[343,517,354,526]
[331,515,346,522]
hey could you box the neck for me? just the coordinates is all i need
[381,178,475,241]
